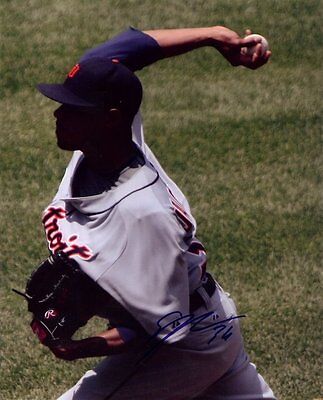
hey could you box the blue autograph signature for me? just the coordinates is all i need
[150,310,246,346]
[137,310,246,366]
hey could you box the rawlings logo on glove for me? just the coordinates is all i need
[13,252,99,346]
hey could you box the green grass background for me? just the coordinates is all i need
[0,1,322,399]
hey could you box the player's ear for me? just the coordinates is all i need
[104,108,122,127]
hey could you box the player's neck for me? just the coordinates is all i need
[82,130,137,175]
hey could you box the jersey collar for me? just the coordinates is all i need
[60,156,159,215]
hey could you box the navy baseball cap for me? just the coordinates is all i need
[37,57,142,119]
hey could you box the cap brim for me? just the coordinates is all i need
[37,83,96,107]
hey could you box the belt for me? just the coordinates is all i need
[189,273,216,313]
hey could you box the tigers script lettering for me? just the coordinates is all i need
[42,206,92,259]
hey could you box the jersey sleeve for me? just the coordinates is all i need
[96,208,191,344]
[79,27,163,71]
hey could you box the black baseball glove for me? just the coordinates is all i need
[13,252,101,346]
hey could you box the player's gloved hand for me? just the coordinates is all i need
[213,27,271,69]
[30,311,86,346]
[13,251,101,346]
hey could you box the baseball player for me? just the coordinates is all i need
[33,26,275,399]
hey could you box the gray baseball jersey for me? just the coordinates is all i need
[42,112,207,344]
[49,27,276,399]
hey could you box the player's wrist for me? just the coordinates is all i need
[49,336,111,360]
[205,26,227,47]
[77,336,111,358]
[209,26,240,49]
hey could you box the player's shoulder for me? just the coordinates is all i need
[113,162,194,238]
[117,167,174,225]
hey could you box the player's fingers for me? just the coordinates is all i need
[265,50,272,60]
[250,44,271,64]
[239,36,261,48]
[224,35,260,49]
[260,51,271,65]
[245,28,252,36]
[251,44,263,62]
[255,43,263,57]
[252,52,271,69]
[238,53,254,66]
[239,49,270,69]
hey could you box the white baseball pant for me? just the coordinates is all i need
[57,284,276,400]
